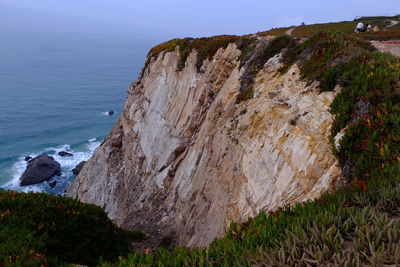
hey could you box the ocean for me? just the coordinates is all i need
[0,27,152,195]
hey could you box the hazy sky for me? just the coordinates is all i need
[1,0,399,40]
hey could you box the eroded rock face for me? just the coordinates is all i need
[67,43,340,247]
[72,161,86,176]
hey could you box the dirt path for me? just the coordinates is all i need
[371,40,400,57]
[388,20,399,28]
[285,27,295,35]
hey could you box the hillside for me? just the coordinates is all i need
[258,15,400,40]
[98,31,400,266]
[2,16,400,266]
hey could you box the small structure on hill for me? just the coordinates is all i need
[355,22,372,33]
[355,22,365,32]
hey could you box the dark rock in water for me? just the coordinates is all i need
[108,110,115,116]
[49,180,57,188]
[58,151,73,157]
[72,161,86,176]
[24,156,32,162]
[20,154,61,186]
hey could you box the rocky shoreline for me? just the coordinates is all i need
[19,153,87,188]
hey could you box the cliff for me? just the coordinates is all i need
[67,35,342,247]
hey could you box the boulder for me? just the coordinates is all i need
[24,156,32,162]
[72,161,86,176]
[20,155,61,186]
[108,110,115,116]
[58,151,73,157]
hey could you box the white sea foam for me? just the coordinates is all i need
[1,139,100,194]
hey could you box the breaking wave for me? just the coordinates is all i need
[1,138,100,195]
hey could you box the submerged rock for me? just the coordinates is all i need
[20,155,61,186]
[72,161,86,176]
[58,151,73,157]
[49,180,57,188]
[24,156,32,162]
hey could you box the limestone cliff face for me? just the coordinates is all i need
[67,41,340,247]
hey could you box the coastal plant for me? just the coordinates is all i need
[236,34,295,102]
[281,32,400,184]
[145,35,240,72]
[0,191,145,266]
[280,31,376,89]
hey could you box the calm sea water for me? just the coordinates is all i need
[0,28,152,194]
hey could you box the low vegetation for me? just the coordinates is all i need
[279,32,400,185]
[0,190,145,266]
[257,27,290,37]
[281,32,376,90]
[237,34,295,102]
[258,15,400,41]
[145,35,240,71]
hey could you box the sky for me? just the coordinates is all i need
[1,0,399,41]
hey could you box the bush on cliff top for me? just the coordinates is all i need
[237,34,295,102]
[101,32,400,266]
[0,191,145,266]
[281,32,400,184]
[145,35,240,71]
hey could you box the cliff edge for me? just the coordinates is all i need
[67,35,342,247]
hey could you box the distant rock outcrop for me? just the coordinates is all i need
[20,155,61,186]
[58,151,73,157]
[72,161,86,176]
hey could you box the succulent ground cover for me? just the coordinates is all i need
[0,191,145,266]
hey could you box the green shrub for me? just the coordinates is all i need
[0,191,145,266]
[281,32,400,183]
[237,35,295,102]
[145,35,240,72]
[144,38,182,70]
[330,52,400,182]
[281,32,376,88]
